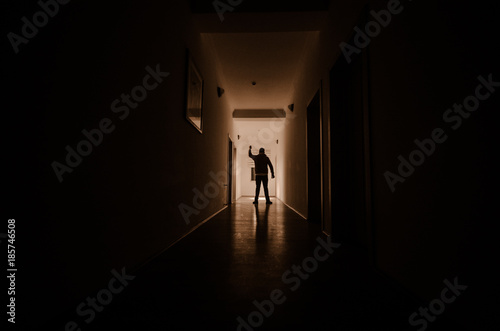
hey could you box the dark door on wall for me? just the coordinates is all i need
[232,146,236,203]
[330,46,370,250]
[307,90,322,223]
[227,137,233,205]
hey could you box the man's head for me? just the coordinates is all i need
[259,147,265,154]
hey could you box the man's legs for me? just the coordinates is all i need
[262,175,272,203]
[254,176,262,203]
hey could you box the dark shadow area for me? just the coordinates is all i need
[330,33,367,250]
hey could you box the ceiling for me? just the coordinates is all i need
[206,31,319,110]
[192,3,329,114]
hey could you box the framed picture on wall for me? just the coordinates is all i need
[185,52,204,133]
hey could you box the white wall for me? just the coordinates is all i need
[233,119,284,199]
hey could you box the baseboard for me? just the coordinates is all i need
[132,205,229,274]
[280,199,307,220]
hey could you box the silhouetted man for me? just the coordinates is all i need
[248,146,274,204]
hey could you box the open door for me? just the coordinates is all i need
[227,136,233,205]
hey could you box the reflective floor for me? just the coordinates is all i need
[62,198,467,330]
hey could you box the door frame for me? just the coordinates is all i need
[328,7,375,265]
[227,135,234,205]
[305,85,324,225]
